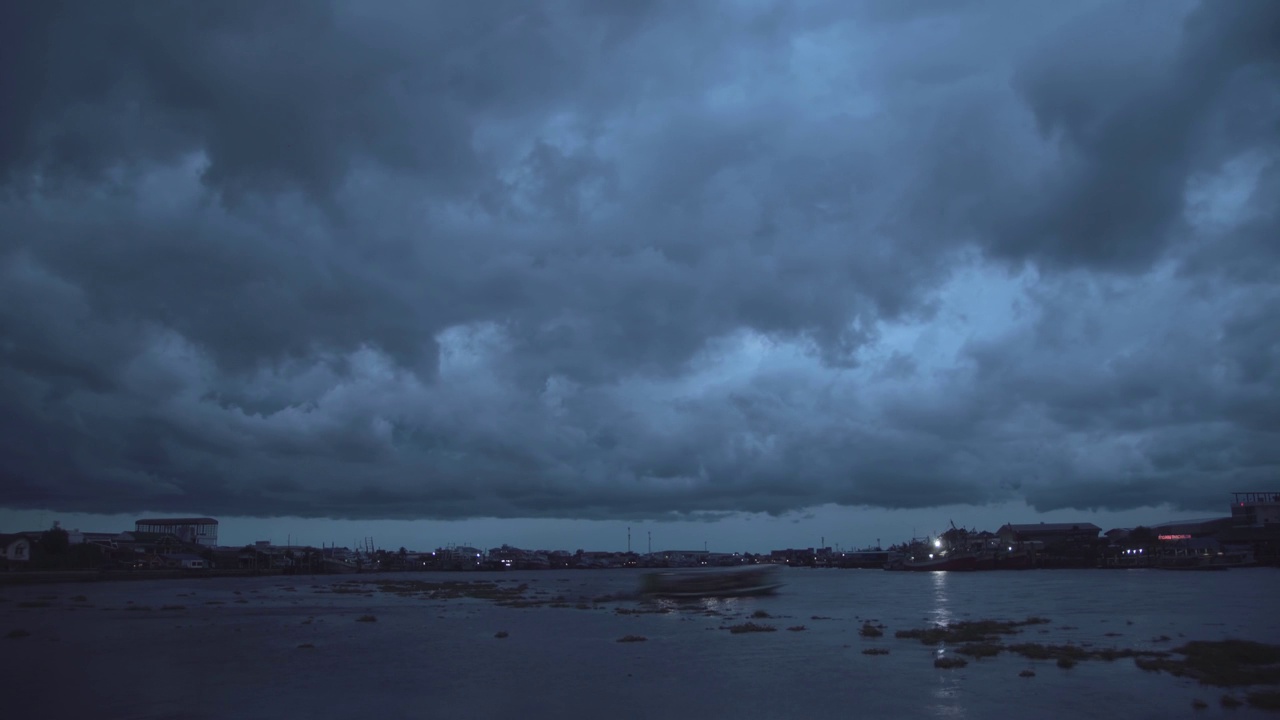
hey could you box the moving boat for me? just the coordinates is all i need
[639,565,784,598]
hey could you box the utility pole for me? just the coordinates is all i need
[628,526,631,553]
[647,531,651,555]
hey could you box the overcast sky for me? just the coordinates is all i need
[2,0,1277,551]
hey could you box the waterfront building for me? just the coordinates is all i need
[1148,517,1234,540]
[434,546,484,570]
[1231,491,1280,527]
[657,550,711,567]
[134,518,219,547]
[0,534,31,570]
[1222,491,1280,565]
[161,553,208,569]
[486,545,552,570]
[997,522,1101,548]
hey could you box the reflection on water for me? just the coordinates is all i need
[930,570,953,628]
[927,571,967,719]
[929,678,966,720]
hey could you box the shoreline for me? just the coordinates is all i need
[3,562,1277,588]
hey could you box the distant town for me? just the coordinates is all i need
[2,491,1277,580]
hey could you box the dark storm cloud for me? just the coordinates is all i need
[987,0,1280,270]
[1,0,639,198]
[1,0,1277,521]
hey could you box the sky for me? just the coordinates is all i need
[1,0,1277,553]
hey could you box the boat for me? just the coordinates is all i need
[322,558,362,574]
[973,550,1034,571]
[901,553,979,572]
[638,565,784,598]
[892,529,980,571]
[836,548,891,569]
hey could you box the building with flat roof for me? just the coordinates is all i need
[0,534,31,569]
[1149,517,1235,539]
[134,518,219,547]
[1231,492,1280,527]
[997,522,1101,547]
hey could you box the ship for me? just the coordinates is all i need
[901,552,979,572]
[887,528,979,571]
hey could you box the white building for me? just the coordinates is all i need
[134,518,219,547]
[0,534,32,568]
[162,553,208,569]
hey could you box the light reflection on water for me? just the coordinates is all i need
[929,678,966,720]
[927,571,966,719]
[930,570,953,628]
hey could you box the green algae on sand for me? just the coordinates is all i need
[726,622,776,634]
[895,617,1049,645]
[1134,640,1280,688]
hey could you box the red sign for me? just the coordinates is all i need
[1157,534,1191,541]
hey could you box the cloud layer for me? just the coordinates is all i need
[2,0,1278,520]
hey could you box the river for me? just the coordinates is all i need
[2,567,1277,719]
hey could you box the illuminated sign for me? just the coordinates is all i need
[1157,534,1191,541]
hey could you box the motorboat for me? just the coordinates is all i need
[638,565,784,598]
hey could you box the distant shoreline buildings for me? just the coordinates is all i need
[2,491,1278,575]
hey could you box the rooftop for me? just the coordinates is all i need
[999,522,1102,533]
[1233,491,1280,504]
[135,518,219,525]
[1150,517,1231,529]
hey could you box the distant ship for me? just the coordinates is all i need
[901,552,979,572]
[892,524,1033,571]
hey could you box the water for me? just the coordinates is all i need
[2,567,1278,719]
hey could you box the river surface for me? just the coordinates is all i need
[2,567,1278,719]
